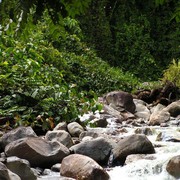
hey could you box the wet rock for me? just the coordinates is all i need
[45,130,73,148]
[104,91,136,113]
[71,137,80,144]
[0,161,21,180]
[134,99,150,121]
[150,103,165,114]
[112,134,155,166]
[89,118,108,128]
[53,122,67,131]
[156,131,180,142]
[69,137,112,165]
[67,122,84,137]
[0,126,37,150]
[134,127,153,135]
[166,155,180,178]
[51,163,61,172]
[5,137,70,168]
[0,131,3,137]
[103,104,124,121]
[79,131,99,140]
[60,154,110,180]
[5,156,37,180]
[149,104,170,125]
[81,136,94,142]
[164,100,180,117]
[160,123,169,127]
[125,154,156,164]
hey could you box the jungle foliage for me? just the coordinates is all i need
[0,0,179,131]
[0,7,138,131]
[79,0,180,80]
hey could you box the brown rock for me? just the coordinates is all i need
[164,100,180,117]
[60,154,110,180]
[0,162,21,180]
[69,137,112,165]
[112,134,155,166]
[67,122,84,137]
[104,91,136,113]
[45,130,73,148]
[0,126,37,149]
[5,156,37,180]
[5,137,69,168]
[166,155,180,178]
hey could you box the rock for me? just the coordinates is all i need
[0,126,37,150]
[166,155,180,178]
[67,122,84,137]
[53,122,67,131]
[89,118,108,128]
[156,131,180,142]
[134,99,150,121]
[71,137,80,144]
[164,100,180,117]
[103,104,124,121]
[60,154,110,180]
[0,131,3,137]
[150,103,165,114]
[104,91,136,113]
[5,137,70,168]
[81,136,93,142]
[69,137,112,165]
[125,154,156,164]
[134,127,153,136]
[79,131,99,140]
[160,123,169,127]
[45,130,73,148]
[51,163,61,172]
[0,161,21,180]
[149,104,170,125]
[112,134,155,166]
[5,156,37,180]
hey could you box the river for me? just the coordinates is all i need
[107,126,180,180]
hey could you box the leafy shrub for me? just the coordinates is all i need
[162,59,180,88]
[114,15,159,80]
[0,11,139,131]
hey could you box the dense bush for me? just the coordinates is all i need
[79,0,180,81]
[162,59,180,88]
[0,11,139,131]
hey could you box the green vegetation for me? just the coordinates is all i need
[79,0,180,80]
[0,0,179,132]
[162,59,180,87]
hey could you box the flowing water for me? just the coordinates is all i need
[107,126,180,180]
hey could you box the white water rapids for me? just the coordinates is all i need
[107,126,180,180]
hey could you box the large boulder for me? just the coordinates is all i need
[60,154,110,180]
[5,137,70,168]
[5,156,37,180]
[0,126,37,150]
[67,122,84,137]
[45,130,73,148]
[69,137,112,165]
[104,91,136,113]
[0,162,21,180]
[166,155,180,178]
[112,134,155,166]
